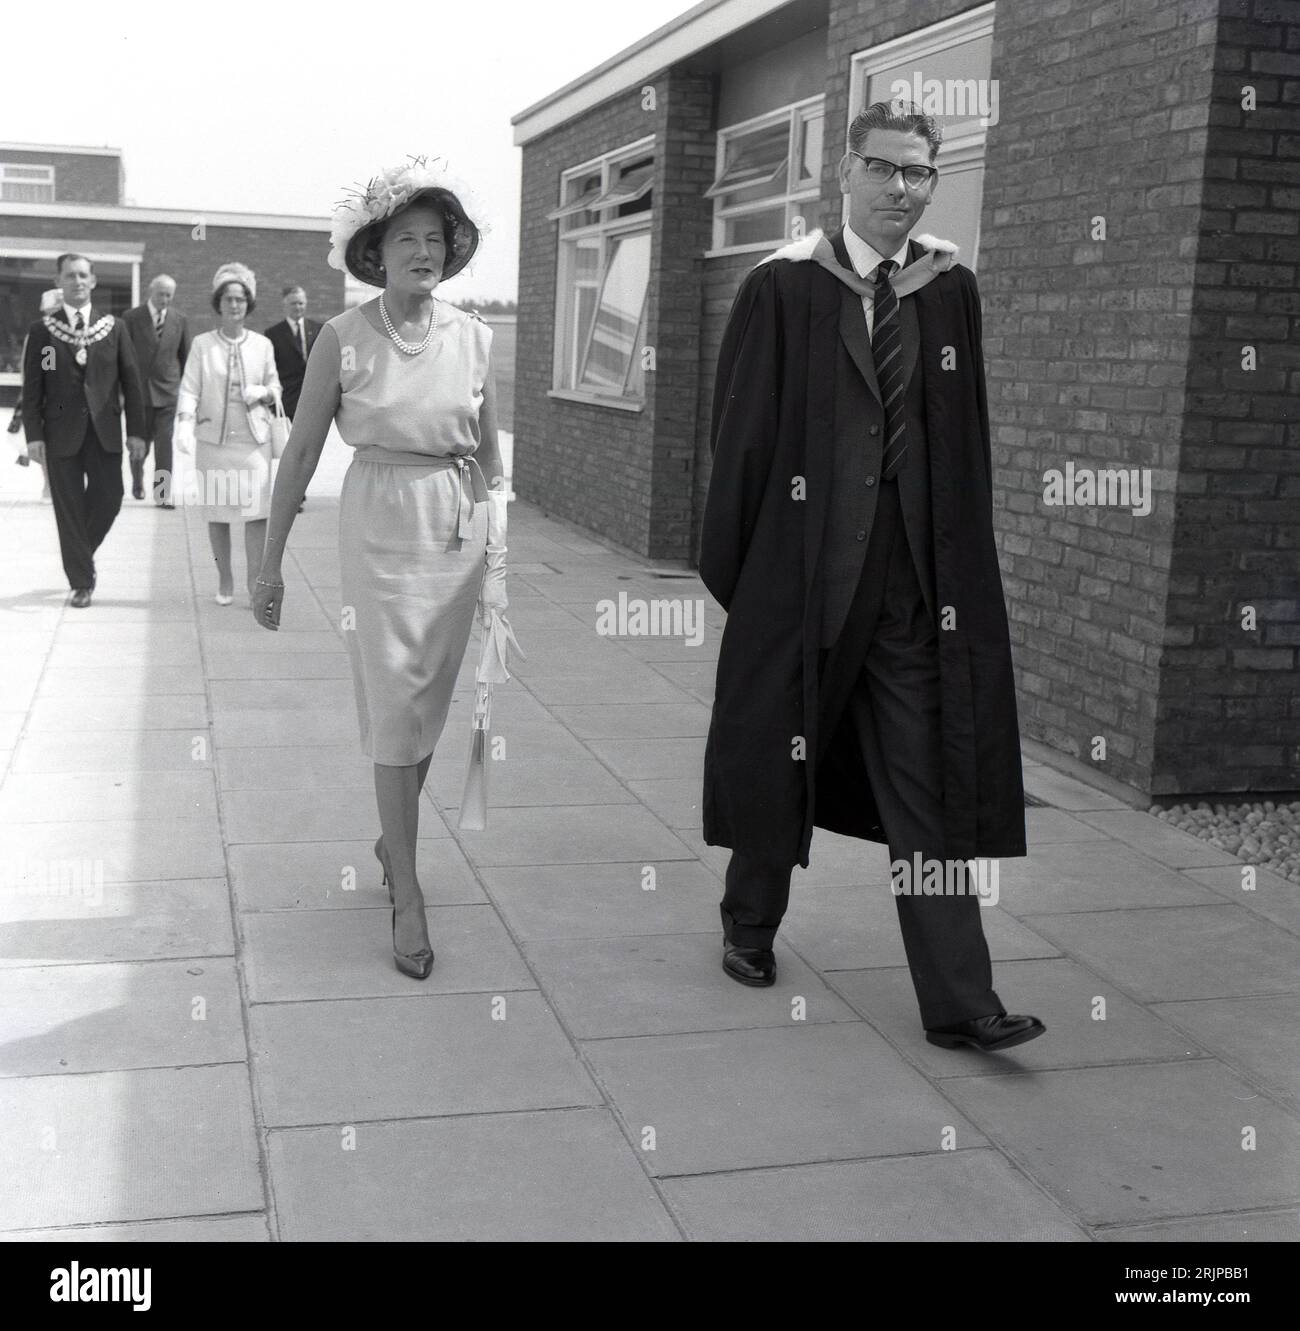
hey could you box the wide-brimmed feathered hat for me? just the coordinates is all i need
[328,156,485,288]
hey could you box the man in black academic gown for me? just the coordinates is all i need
[700,101,1043,1053]
[23,253,146,608]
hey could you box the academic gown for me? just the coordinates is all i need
[699,230,1026,870]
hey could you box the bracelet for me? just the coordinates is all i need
[255,577,285,588]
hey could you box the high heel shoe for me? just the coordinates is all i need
[391,906,434,980]
[374,836,394,904]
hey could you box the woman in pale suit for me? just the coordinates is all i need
[253,160,508,980]
[176,263,281,604]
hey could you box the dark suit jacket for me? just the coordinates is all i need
[22,307,146,456]
[264,317,323,416]
[122,304,192,408]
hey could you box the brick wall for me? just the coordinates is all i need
[0,149,122,205]
[4,213,344,330]
[516,69,716,560]
[516,86,657,553]
[1153,1,1300,794]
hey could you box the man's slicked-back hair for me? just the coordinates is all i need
[56,252,95,276]
[282,284,306,298]
[848,101,943,162]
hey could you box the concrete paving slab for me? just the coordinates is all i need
[0,712,27,747]
[0,818,226,885]
[241,904,535,1003]
[832,959,1203,1077]
[994,842,1226,915]
[584,1023,987,1176]
[479,861,720,940]
[1022,766,1137,812]
[586,737,707,782]
[216,743,375,791]
[0,958,245,1076]
[427,755,635,810]
[23,694,209,732]
[42,643,204,671]
[250,992,601,1127]
[626,777,703,829]
[783,884,1059,971]
[208,678,356,713]
[1024,905,1300,1001]
[524,933,857,1039]
[221,787,385,844]
[203,630,342,656]
[941,1060,1300,1226]
[0,1215,270,1242]
[1025,808,1111,844]
[525,670,694,706]
[0,770,216,824]
[1152,995,1300,1111]
[33,665,202,696]
[1098,1209,1300,1242]
[10,731,211,774]
[0,879,234,966]
[211,707,356,748]
[0,1065,262,1230]
[1072,810,1241,868]
[270,1108,678,1241]
[1181,864,1300,937]
[204,650,352,680]
[646,661,716,704]
[228,837,476,912]
[457,804,694,867]
[551,702,713,739]
[663,1149,1089,1241]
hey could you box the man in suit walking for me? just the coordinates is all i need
[122,274,191,507]
[265,286,320,511]
[22,253,146,607]
[700,102,1043,1053]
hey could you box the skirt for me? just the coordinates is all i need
[338,454,488,765]
[192,435,272,522]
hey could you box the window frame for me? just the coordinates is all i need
[550,135,655,410]
[0,163,56,204]
[705,96,825,258]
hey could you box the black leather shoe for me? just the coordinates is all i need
[723,942,776,987]
[132,482,145,500]
[69,588,92,609]
[926,1012,1045,1052]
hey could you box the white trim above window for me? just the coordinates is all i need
[708,96,824,255]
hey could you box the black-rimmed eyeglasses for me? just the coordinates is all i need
[847,151,938,189]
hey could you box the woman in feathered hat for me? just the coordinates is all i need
[253,157,509,980]
[174,263,282,603]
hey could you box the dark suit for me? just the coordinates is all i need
[706,229,1016,1027]
[22,306,146,590]
[122,303,192,501]
[264,317,322,418]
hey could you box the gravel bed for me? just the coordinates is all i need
[1151,799,1300,885]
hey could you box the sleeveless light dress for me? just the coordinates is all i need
[330,300,493,765]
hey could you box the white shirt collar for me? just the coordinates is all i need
[843,224,911,281]
[63,302,91,326]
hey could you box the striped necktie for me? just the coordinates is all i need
[155,311,165,338]
[872,260,907,479]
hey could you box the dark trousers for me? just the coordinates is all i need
[46,424,123,590]
[130,400,176,501]
[720,476,1002,1028]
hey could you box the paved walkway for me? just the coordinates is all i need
[1,436,1298,1242]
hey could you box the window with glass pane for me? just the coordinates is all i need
[553,142,654,402]
[577,231,650,396]
[710,100,824,251]
[0,164,55,204]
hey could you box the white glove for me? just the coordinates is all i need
[242,384,271,406]
[478,488,508,625]
[173,417,195,456]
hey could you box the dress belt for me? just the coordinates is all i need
[351,447,488,539]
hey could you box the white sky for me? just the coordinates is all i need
[2,0,702,303]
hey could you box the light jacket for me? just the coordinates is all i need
[177,329,281,446]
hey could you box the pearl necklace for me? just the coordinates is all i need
[379,294,438,355]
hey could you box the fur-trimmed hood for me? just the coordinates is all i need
[760,228,958,299]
